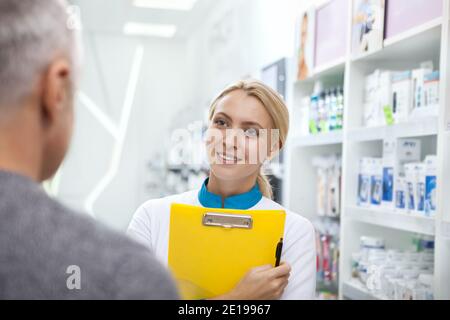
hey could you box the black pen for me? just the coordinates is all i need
[275,238,283,267]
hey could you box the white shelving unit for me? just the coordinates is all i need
[342,279,387,300]
[346,206,436,236]
[291,130,343,147]
[284,0,450,300]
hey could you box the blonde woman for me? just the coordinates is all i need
[127,79,316,300]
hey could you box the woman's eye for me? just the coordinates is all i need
[214,119,227,127]
[244,128,258,138]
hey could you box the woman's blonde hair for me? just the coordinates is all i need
[208,79,290,199]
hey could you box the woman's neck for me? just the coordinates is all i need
[207,173,258,199]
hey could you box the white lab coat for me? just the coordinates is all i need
[127,189,317,300]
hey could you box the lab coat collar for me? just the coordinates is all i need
[198,178,263,209]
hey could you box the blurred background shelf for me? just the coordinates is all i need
[346,117,438,142]
[284,0,450,300]
[346,206,436,236]
[342,279,386,300]
[290,131,343,147]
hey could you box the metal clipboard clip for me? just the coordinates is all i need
[202,213,253,229]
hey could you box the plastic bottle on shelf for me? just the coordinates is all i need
[329,88,337,131]
[336,86,344,130]
[309,94,319,134]
[318,92,327,133]
[325,89,332,131]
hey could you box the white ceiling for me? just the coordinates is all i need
[69,0,219,38]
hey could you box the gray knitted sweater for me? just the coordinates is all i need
[0,170,179,300]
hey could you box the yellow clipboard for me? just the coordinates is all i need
[168,203,286,300]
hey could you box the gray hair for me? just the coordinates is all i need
[0,0,81,108]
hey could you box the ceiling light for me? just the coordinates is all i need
[133,0,198,11]
[123,22,177,38]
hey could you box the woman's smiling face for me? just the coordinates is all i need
[206,89,276,182]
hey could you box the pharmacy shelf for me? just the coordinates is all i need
[285,0,450,300]
[346,206,435,236]
[351,18,442,64]
[313,58,346,78]
[290,131,343,148]
[346,117,438,142]
[342,279,386,300]
[295,58,346,85]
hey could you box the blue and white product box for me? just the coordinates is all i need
[412,67,433,113]
[421,71,440,117]
[416,163,426,214]
[404,163,417,213]
[370,158,383,206]
[358,158,372,207]
[382,138,422,208]
[391,71,413,123]
[424,155,437,217]
[382,166,394,204]
[405,162,426,215]
[395,176,406,211]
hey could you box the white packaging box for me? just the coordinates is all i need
[327,156,341,217]
[415,163,426,215]
[424,155,438,217]
[404,162,426,215]
[382,138,422,208]
[404,163,416,213]
[391,71,413,123]
[378,71,393,126]
[412,67,433,112]
[363,101,379,127]
[364,71,381,127]
[370,158,383,207]
[420,71,440,118]
[424,71,440,107]
[358,158,372,207]
[395,176,407,212]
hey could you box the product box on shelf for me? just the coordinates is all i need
[391,71,413,123]
[405,162,426,215]
[423,71,440,108]
[364,71,381,127]
[424,155,437,217]
[412,67,433,111]
[327,156,342,217]
[363,64,440,127]
[358,158,372,207]
[395,176,406,211]
[382,139,421,209]
[379,71,393,125]
[414,70,440,118]
[370,158,383,206]
[313,155,342,217]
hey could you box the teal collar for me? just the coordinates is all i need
[198,178,263,209]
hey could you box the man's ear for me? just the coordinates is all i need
[40,57,71,127]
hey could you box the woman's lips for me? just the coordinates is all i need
[216,152,241,164]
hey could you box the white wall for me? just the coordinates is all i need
[57,32,190,231]
[185,0,317,107]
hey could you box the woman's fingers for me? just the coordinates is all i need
[272,277,289,299]
[251,264,273,273]
[267,262,291,279]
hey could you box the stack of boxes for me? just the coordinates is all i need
[363,63,439,127]
[357,139,437,217]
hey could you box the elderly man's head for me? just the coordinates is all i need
[0,0,80,181]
